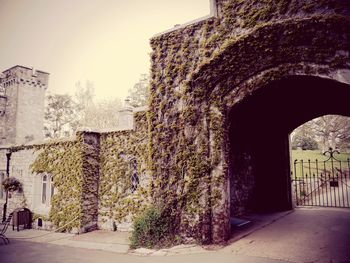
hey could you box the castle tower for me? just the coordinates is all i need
[0,65,49,145]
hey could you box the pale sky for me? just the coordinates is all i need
[0,0,210,101]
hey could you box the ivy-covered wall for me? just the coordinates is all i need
[31,137,85,232]
[0,111,149,233]
[149,0,350,243]
[98,111,149,231]
[1,0,349,245]
[0,138,84,232]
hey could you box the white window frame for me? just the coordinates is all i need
[41,174,47,204]
[40,173,55,206]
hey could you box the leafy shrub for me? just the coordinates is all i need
[292,136,318,150]
[130,206,170,249]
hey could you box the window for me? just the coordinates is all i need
[130,159,139,193]
[41,174,47,204]
[50,177,54,198]
[0,171,5,199]
[41,174,55,206]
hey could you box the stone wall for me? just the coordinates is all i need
[0,65,48,145]
[0,80,18,145]
[0,110,149,233]
[0,147,40,218]
[148,0,350,243]
[15,80,46,144]
[80,132,101,232]
[97,111,149,231]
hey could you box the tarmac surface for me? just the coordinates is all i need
[223,207,350,262]
[1,207,349,263]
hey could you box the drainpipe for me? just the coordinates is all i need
[2,150,11,222]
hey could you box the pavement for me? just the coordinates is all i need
[4,228,131,254]
[1,207,350,262]
[224,207,350,262]
[0,241,288,263]
[3,210,293,256]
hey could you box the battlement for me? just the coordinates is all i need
[0,65,49,89]
[0,65,49,145]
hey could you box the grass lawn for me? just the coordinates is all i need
[291,150,350,178]
[291,150,350,162]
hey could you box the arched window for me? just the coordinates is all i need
[41,174,47,204]
[40,174,55,206]
[50,176,55,198]
[130,159,139,193]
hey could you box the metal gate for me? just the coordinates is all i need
[293,148,350,208]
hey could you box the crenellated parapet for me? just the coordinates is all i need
[0,65,49,146]
[0,65,49,90]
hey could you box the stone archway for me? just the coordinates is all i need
[149,0,350,244]
[227,75,350,219]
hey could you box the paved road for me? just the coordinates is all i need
[1,207,350,263]
[224,207,350,262]
[0,240,287,263]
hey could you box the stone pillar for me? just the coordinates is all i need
[210,105,230,243]
[79,132,100,233]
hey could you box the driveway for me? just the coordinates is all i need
[1,207,349,263]
[223,207,350,262]
[0,240,288,263]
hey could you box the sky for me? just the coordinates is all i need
[0,0,210,101]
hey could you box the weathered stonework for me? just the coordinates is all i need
[80,132,101,232]
[1,0,350,246]
[0,147,40,218]
[0,111,149,234]
[97,111,149,231]
[149,0,350,243]
[0,65,49,145]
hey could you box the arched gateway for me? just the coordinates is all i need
[148,0,350,243]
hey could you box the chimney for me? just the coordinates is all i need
[118,98,134,130]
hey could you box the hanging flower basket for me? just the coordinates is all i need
[2,177,23,192]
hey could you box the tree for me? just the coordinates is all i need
[291,123,318,150]
[291,115,350,152]
[79,98,122,131]
[44,81,124,138]
[292,135,319,150]
[74,81,122,131]
[74,81,95,130]
[127,74,149,107]
[44,94,78,138]
[310,115,350,151]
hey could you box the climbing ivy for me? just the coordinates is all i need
[148,0,350,243]
[3,0,349,245]
[31,138,83,232]
[98,111,150,226]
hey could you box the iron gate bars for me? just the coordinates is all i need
[293,148,350,208]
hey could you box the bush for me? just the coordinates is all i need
[292,136,318,150]
[130,206,170,249]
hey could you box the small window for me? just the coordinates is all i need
[130,159,139,193]
[0,171,5,199]
[41,174,47,204]
[50,177,55,198]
